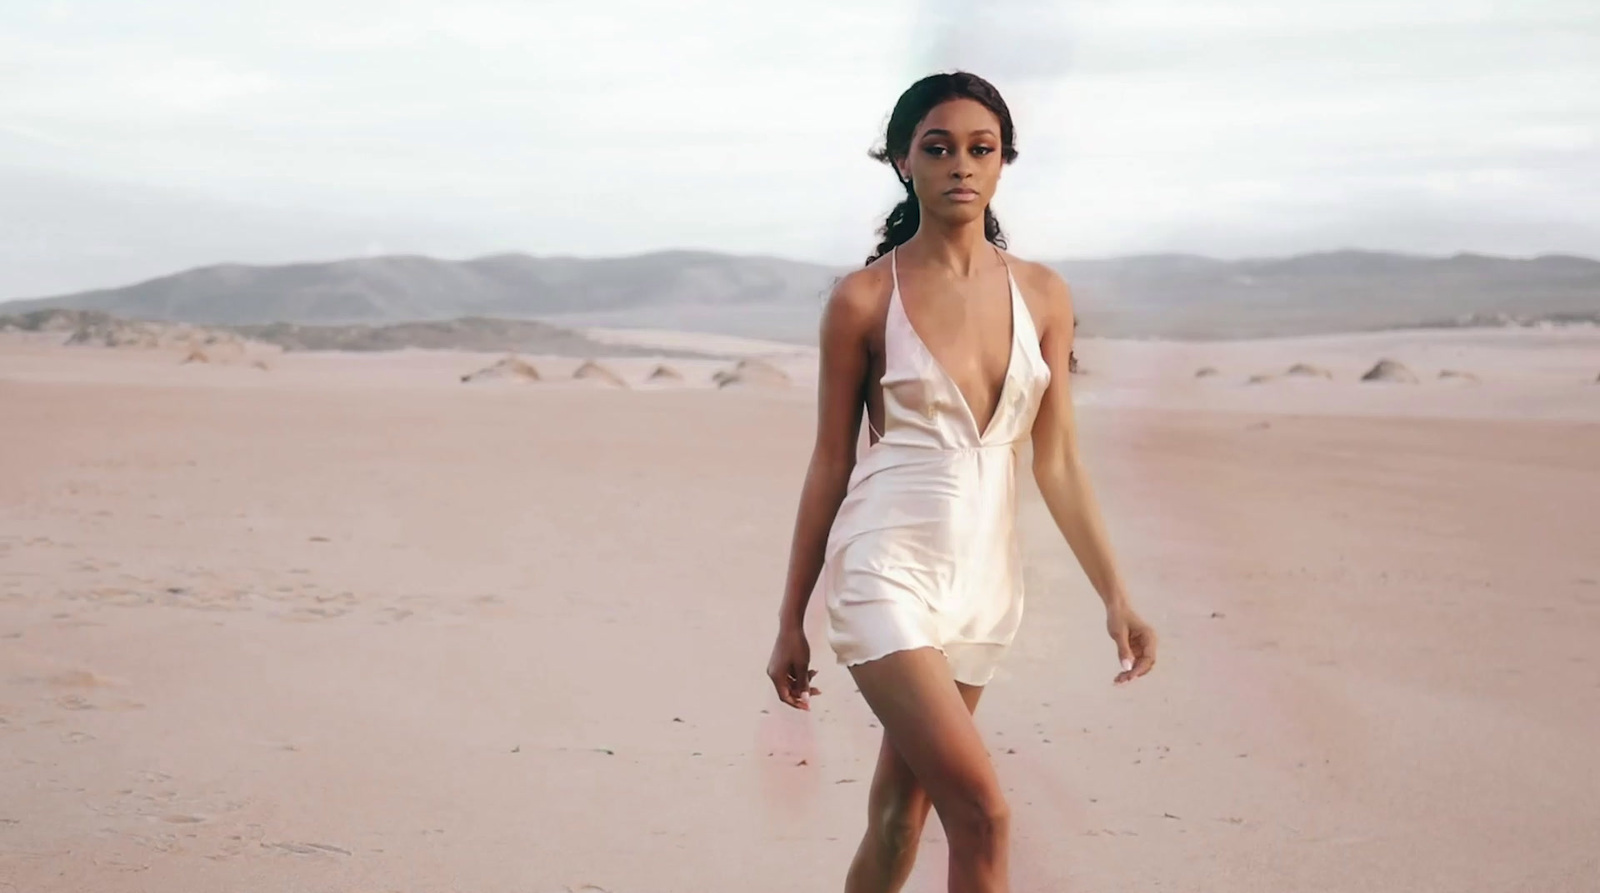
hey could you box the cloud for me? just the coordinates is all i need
[123,59,281,112]
[909,0,1081,81]
[0,0,1595,298]
[0,167,487,300]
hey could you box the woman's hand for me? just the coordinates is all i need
[766,625,821,710]
[1106,601,1157,685]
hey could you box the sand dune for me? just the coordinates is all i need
[573,359,628,387]
[1286,362,1334,379]
[1438,369,1481,384]
[647,364,685,383]
[1248,363,1335,384]
[714,357,791,388]
[1361,358,1420,383]
[1194,366,1220,379]
[51,309,244,351]
[3,307,99,334]
[460,354,542,383]
[179,341,251,365]
[1,308,276,370]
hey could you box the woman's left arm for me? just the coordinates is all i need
[1026,265,1158,684]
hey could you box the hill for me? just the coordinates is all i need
[4,249,1596,341]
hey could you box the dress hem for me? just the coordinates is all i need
[837,642,1002,687]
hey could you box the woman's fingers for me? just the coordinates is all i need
[771,663,812,710]
[1131,627,1157,678]
[770,663,801,708]
[794,667,818,709]
[1109,620,1133,683]
[804,668,821,700]
[1114,627,1157,684]
[767,633,814,709]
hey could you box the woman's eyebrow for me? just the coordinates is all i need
[920,128,997,139]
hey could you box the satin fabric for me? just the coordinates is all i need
[821,247,1052,686]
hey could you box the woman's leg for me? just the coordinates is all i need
[846,647,1009,893]
[843,679,984,893]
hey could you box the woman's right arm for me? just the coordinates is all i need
[767,272,878,709]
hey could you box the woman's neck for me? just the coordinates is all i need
[902,212,995,278]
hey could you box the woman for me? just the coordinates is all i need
[763,71,1157,892]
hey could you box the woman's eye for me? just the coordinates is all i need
[922,145,950,157]
[972,145,994,156]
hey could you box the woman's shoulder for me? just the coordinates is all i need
[998,249,1073,316]
[826,258,895,317]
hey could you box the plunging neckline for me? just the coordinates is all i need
[890,246,1020,443]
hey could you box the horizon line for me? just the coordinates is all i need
[5,245,1598,306]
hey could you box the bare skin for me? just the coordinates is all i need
[766,97,1157,892]
[846,662,991,891]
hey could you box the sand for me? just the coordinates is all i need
[1,327,1597,892]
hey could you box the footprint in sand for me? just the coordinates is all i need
[55,694,96,711]
[39,669,131,712]
[286,606,348,621]
[264,841,351,856]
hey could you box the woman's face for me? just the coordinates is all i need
[896,98,1006,228]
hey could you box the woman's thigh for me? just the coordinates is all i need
[849,648,1002,812]
[870,679,985,801]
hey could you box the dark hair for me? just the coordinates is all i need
[866,72,1018,265]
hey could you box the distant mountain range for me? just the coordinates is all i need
[3,249,1596,341]
[1056,251,1600,339]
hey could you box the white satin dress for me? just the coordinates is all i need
[821,247,1052,686]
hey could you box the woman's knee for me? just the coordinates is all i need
[936,784,1011,845]
[872,791,929,855]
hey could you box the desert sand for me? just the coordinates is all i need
[1,326,1597,892]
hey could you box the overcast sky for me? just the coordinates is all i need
[2,0,1598,299]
